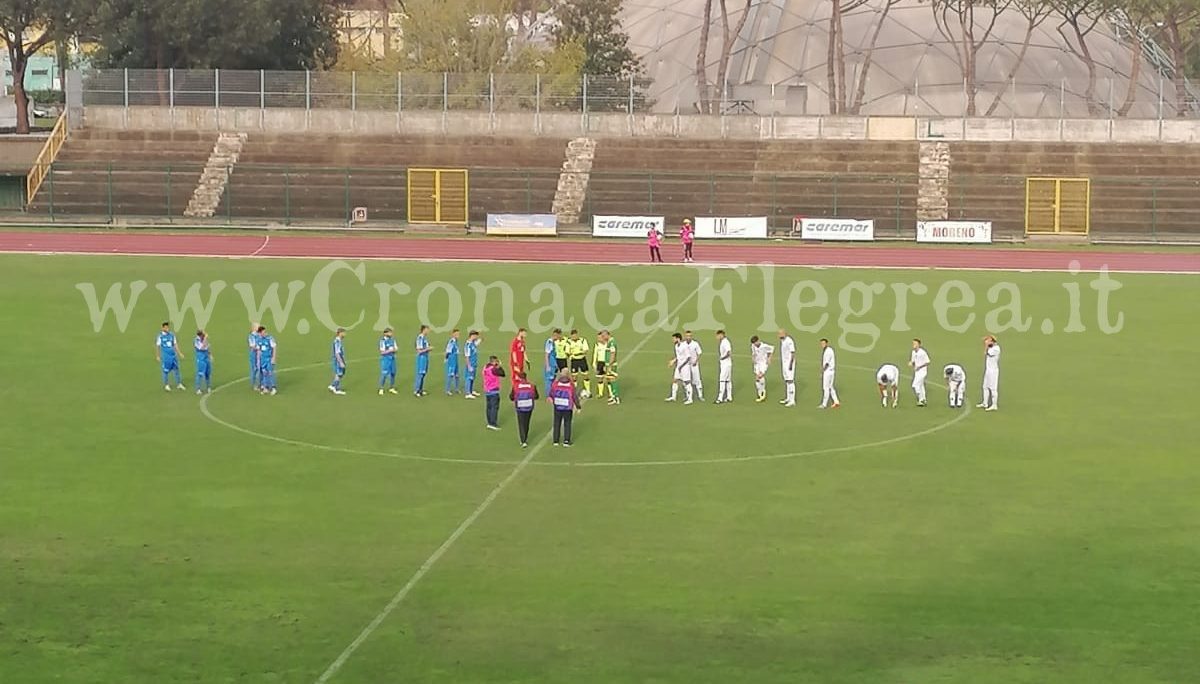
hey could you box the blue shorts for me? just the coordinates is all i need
[260,363,275,374]
[380,360,396,373]
[416,363,429,375]
[161,358,179,372]
[332,362,346,377]
[197,360,211,374]
[446,365,459,376]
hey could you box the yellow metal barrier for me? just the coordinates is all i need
[1025,177,1091,235]
[407,168,469,225]
[26,113,69,207]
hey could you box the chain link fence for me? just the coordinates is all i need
[82,69,650,114]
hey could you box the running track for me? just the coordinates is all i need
[1,230,1198,273]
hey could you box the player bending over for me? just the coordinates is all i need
[943,363,966,408]
[876,363,899,408]
[750,335,774,402]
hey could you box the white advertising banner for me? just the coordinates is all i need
[693,216,769,239]
[916,220,993,244]
[592,215,665,238]
[485,213,557,237]
[798,218,875,241]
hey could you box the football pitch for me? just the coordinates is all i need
[2,252,1199,683]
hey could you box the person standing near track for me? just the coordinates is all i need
[680,218,695,262]
[550,371,582,447]
[647,225,663,263]
[509,371,540,448]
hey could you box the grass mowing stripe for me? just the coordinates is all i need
[312,276,712,683]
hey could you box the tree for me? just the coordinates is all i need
[1149,0,1200,116]
[846,0,904,114]
[984,0,1053,115]
[91,0,338,70]
[932,0,1015,116]
[1053,0,1107,116]
[551,0,649,112]
[1112,0,1155,117]
[0,0,90,133]
[827,0,868,114]
[693,0,752,114]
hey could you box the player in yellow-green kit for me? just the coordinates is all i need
[594,330,620,405]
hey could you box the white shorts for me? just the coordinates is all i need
[719,362,733,382]
[674,365,693,382]
[782,368,795,382]
[983,370,999,390]
[822,369,835,390]
[753,364,768,378]
[912,368,928,388]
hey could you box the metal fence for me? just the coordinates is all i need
[33,162,1200,240]
[78,69,1199,119]
[81,69,650,114]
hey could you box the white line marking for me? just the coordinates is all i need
[311,278,711,684]
[248,234,271,257]
[1,247,1196,275]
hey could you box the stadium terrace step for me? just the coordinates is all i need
[552,137,596,225]
[185,132,248,218]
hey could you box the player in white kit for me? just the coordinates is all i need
[943,363,966,408]
[778,330,797,407]
[750,335,774,402]
[977,335,1001,411]
[665,332,695,404]
[876,363,900,408]
[818,338,840,409]
[909,338,931,407]
[715,330,733,403]
[684,330,704,401]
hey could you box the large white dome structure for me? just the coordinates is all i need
[621,0,1188,117]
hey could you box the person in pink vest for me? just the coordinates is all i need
[482,355,506,431]
[549,370,583,447]
[680,218,695,262]
[508,371,540,448]
[647,225,663,263]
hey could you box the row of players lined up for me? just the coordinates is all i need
[155,322,1002,411]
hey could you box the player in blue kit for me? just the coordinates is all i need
[378,327,398,395]
[444,329,461,395]
[463,330,481,398]
[543,329,562,396]
[194,330,213,394]
[328,327,347,395]
[248,322,261,390]
[256,326,277,395]
[156,322,185,391]
[414,324,431,397]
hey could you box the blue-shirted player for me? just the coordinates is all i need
[463,330,481,398]
[444,328,461,395]
[248,322,261,390]
[543,329,561,396]
[156,321,185,391]
[378,327,398,395]
[329,327,347,395]
[194,329,213,394]
[414,324,431,397]
[257,326,277,395]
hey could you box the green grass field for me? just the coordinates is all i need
[2,254,1198,683]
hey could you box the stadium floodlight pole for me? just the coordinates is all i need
[215,69,220,110]
[352,71,357,111]
[443,72,448,112]
[397,72,402,116]
[489,72,494,115]
[169,68,174,110]
[535,73,540,116]
[260,69,265,110]
[628,73,634,114]
[123,68,129,128]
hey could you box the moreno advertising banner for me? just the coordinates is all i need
[592,215,665,238]
[693,216,769,239]
[485,213,558,237]
[916,220,993,244]
[798,218,875,241]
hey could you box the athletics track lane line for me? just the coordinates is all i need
[1,230,1198,273]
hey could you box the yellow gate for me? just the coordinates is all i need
[1025,177,1090,235]
[407,168,469,225]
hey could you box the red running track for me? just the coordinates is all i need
[1,230,1198,273]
